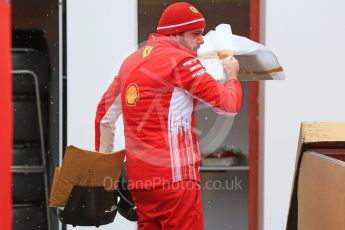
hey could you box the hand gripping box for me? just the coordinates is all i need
[287,122,345,230]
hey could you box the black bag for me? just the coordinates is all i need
[59,186,117,227]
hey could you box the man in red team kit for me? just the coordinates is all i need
[95,2,242,229]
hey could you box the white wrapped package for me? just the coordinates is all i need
[198,24,285,81]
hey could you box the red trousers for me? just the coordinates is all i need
[130,180,204,230]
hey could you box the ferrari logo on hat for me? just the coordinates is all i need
[126,83,139,106]
[142,46,153,58]
[189,6,198,13]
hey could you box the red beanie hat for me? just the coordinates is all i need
[157,2,206,35]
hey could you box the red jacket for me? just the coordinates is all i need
[95,33,242,189]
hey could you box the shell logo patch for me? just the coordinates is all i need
[142,46,153,58]
[126,83,139,106]
[189,6,198,13]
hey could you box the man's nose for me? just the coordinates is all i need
[198,36,204,44]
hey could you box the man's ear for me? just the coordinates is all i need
[169,34,180,41]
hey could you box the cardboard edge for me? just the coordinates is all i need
[286,122,305,230]
[49,167,61,207]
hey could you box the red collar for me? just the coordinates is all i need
[146,33,196,56]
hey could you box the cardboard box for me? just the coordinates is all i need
[287,122,345,230]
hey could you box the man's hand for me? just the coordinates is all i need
[222,56,239,80]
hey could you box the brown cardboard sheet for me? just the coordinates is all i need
[49,145,125,207]
[286,122,345,230]
[298,151,345,230]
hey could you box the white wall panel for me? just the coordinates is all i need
[261,0,345,229]
[67,1,137,229]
